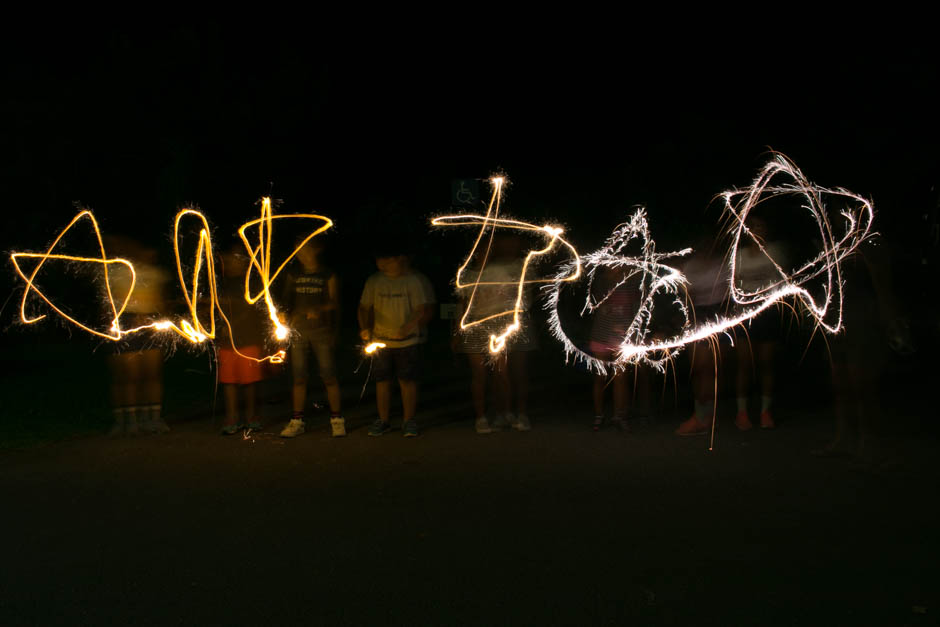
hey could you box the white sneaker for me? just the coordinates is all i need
[475,416,493,434]
[330,417,346,437]
[280,418,305,438]
[512,413,531,432]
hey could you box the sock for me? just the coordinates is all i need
[736,397,748,413]
[292,410,304,422]
[126,406,139,421]
[694,401,715,422]
[761,396,772,412]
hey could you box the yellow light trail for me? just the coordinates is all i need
[432,176,581,353]
[237,196,333,343]
[11,198,334,365]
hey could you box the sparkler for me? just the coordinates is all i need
[237,197,333,343]
[432,176,581,353]
[11,197,334,365]
[364,342,386,354]
[545,154,874,374]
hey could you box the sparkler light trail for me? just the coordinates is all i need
[545,155,874,374]
[237,197,333,343]
[432,176,581,353]
[545,209,692,374]
[11,197,334,364]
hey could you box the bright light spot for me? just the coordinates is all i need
[365,342,386,354]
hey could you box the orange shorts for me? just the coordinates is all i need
[218,346,264,385]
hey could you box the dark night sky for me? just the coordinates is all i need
[2,21,937,307]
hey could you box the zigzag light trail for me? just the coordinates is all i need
[432,176,582,353]
[11,197,334,365]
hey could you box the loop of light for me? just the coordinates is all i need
[11,198,335,365]
[432,176,582,353]
[545,155,874,374]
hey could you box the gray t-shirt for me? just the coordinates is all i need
[360,271,436,348]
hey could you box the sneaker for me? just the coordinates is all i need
[149,417,171,434]
[402,419,418,437]
[330,416,347,437]
[280,418,306,438]
[109,416,125,437]
[675,415,710,436]
[759,410,775,429]
[368,419,391,437]
[475,416,493,434]
[512,413,531,432]
[125,413,139,436]
[592,415,604,432]
[735,411,753,431]
[221,421,242,436]
[612,416,629,434]
[246,418,263,431]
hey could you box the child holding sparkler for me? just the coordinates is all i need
[217,245,267,435]
[104,237,171,436]
[675,240,731,436]
[279,238,345,438]
[588,266,641,432]
[359,247,435,437]
[732,216,788,430]
[452,241,516,434]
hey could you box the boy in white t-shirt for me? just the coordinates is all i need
[358,251,436,437]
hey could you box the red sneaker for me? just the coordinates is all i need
[675,415,711,436]
[760,410,775,429]
[735,411,753,431]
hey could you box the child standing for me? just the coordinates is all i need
[358,249,435,437]
[279,239,345,438]
[217,245,267,435]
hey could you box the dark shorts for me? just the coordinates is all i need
[373,344,422,382]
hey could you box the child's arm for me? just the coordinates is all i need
[358,304,374,341]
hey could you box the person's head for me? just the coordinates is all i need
[221,243,249,277]
[295,236,324,271]
[376,254,408,277]
[745,215,770,243]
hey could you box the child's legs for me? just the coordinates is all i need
[592,373,607,416]
[735,340,753,401]
[467,353,488,419]
[373,349,394,422]
[508,351,529,414]
[399,379,417,421]
[491,353,511,414]
[691,341,718,402]
[108,352,141,407]
[138,349,163,405]
[223,384,239,423]
[311,336,341,413]
[591,350,616,416]
[290,338,311,413]
[612,368,630,418]
[756,340,776,399]
[242,383,257,420]
[394,346,422,421]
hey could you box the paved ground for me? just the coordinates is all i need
[2,363,939,626]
